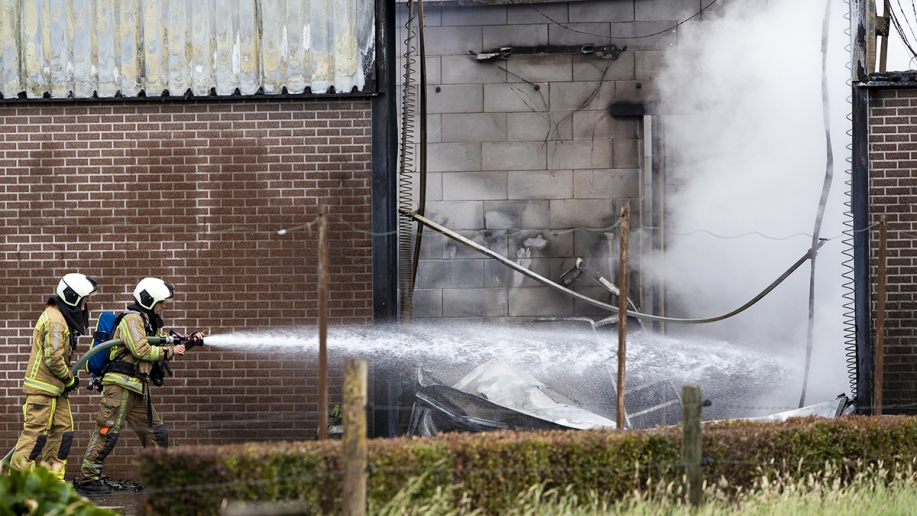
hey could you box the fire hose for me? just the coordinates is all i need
[2,335,203,469]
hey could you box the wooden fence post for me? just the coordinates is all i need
[682,384,702,507]
[318,206,329,440]
[616,206,629,429]
[342,358,368,516]
[875,215,887,416]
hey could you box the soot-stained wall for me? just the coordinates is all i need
[0,98,373,479]
[396,0,704,322]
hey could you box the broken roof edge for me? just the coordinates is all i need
[863,71,917,87]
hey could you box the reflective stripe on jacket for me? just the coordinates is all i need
[22,306,74,397]
[102,312,171,395]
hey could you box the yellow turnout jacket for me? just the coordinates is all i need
[101,312,173,394]
[22,305,75,397]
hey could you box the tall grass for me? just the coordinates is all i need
[370,461,917,516]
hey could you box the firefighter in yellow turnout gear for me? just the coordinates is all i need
[11,273,98,480]
[77,278,202,495]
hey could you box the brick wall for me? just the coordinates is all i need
[396,1,688,321]
[868,87,917,414]
[0,98,373,479]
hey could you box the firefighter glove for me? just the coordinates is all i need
[64,376,80,393]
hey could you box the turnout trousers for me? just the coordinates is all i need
[10,394,74,480]
[79,383,167,482]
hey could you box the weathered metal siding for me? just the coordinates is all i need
[0,0,374,99]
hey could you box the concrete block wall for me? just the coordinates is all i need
[397,0,695,322]
[868,88,917,414]
[0,98,373,478]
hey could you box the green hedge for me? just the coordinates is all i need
[139,415,917,515]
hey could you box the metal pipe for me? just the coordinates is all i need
[370,0,399,324]
[397,0,419,323]
[401,209,826,325]
[852,84,873,414]
[799,0,836,409]
[410,0,428,289]
[370,0,400,439]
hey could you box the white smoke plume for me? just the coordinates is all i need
[650,0,851,406]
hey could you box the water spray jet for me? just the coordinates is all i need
[187,322,816,432]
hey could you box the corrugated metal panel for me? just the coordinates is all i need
[0,0,375,99]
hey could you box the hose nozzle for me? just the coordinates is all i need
[167,331,206,350]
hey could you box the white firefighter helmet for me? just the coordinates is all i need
[133,277,175,310]
[57,273,98,307]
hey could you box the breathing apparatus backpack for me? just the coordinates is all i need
[84,311,127,391]
[84,311,175,391]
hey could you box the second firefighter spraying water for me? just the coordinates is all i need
[76,278,205,495]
